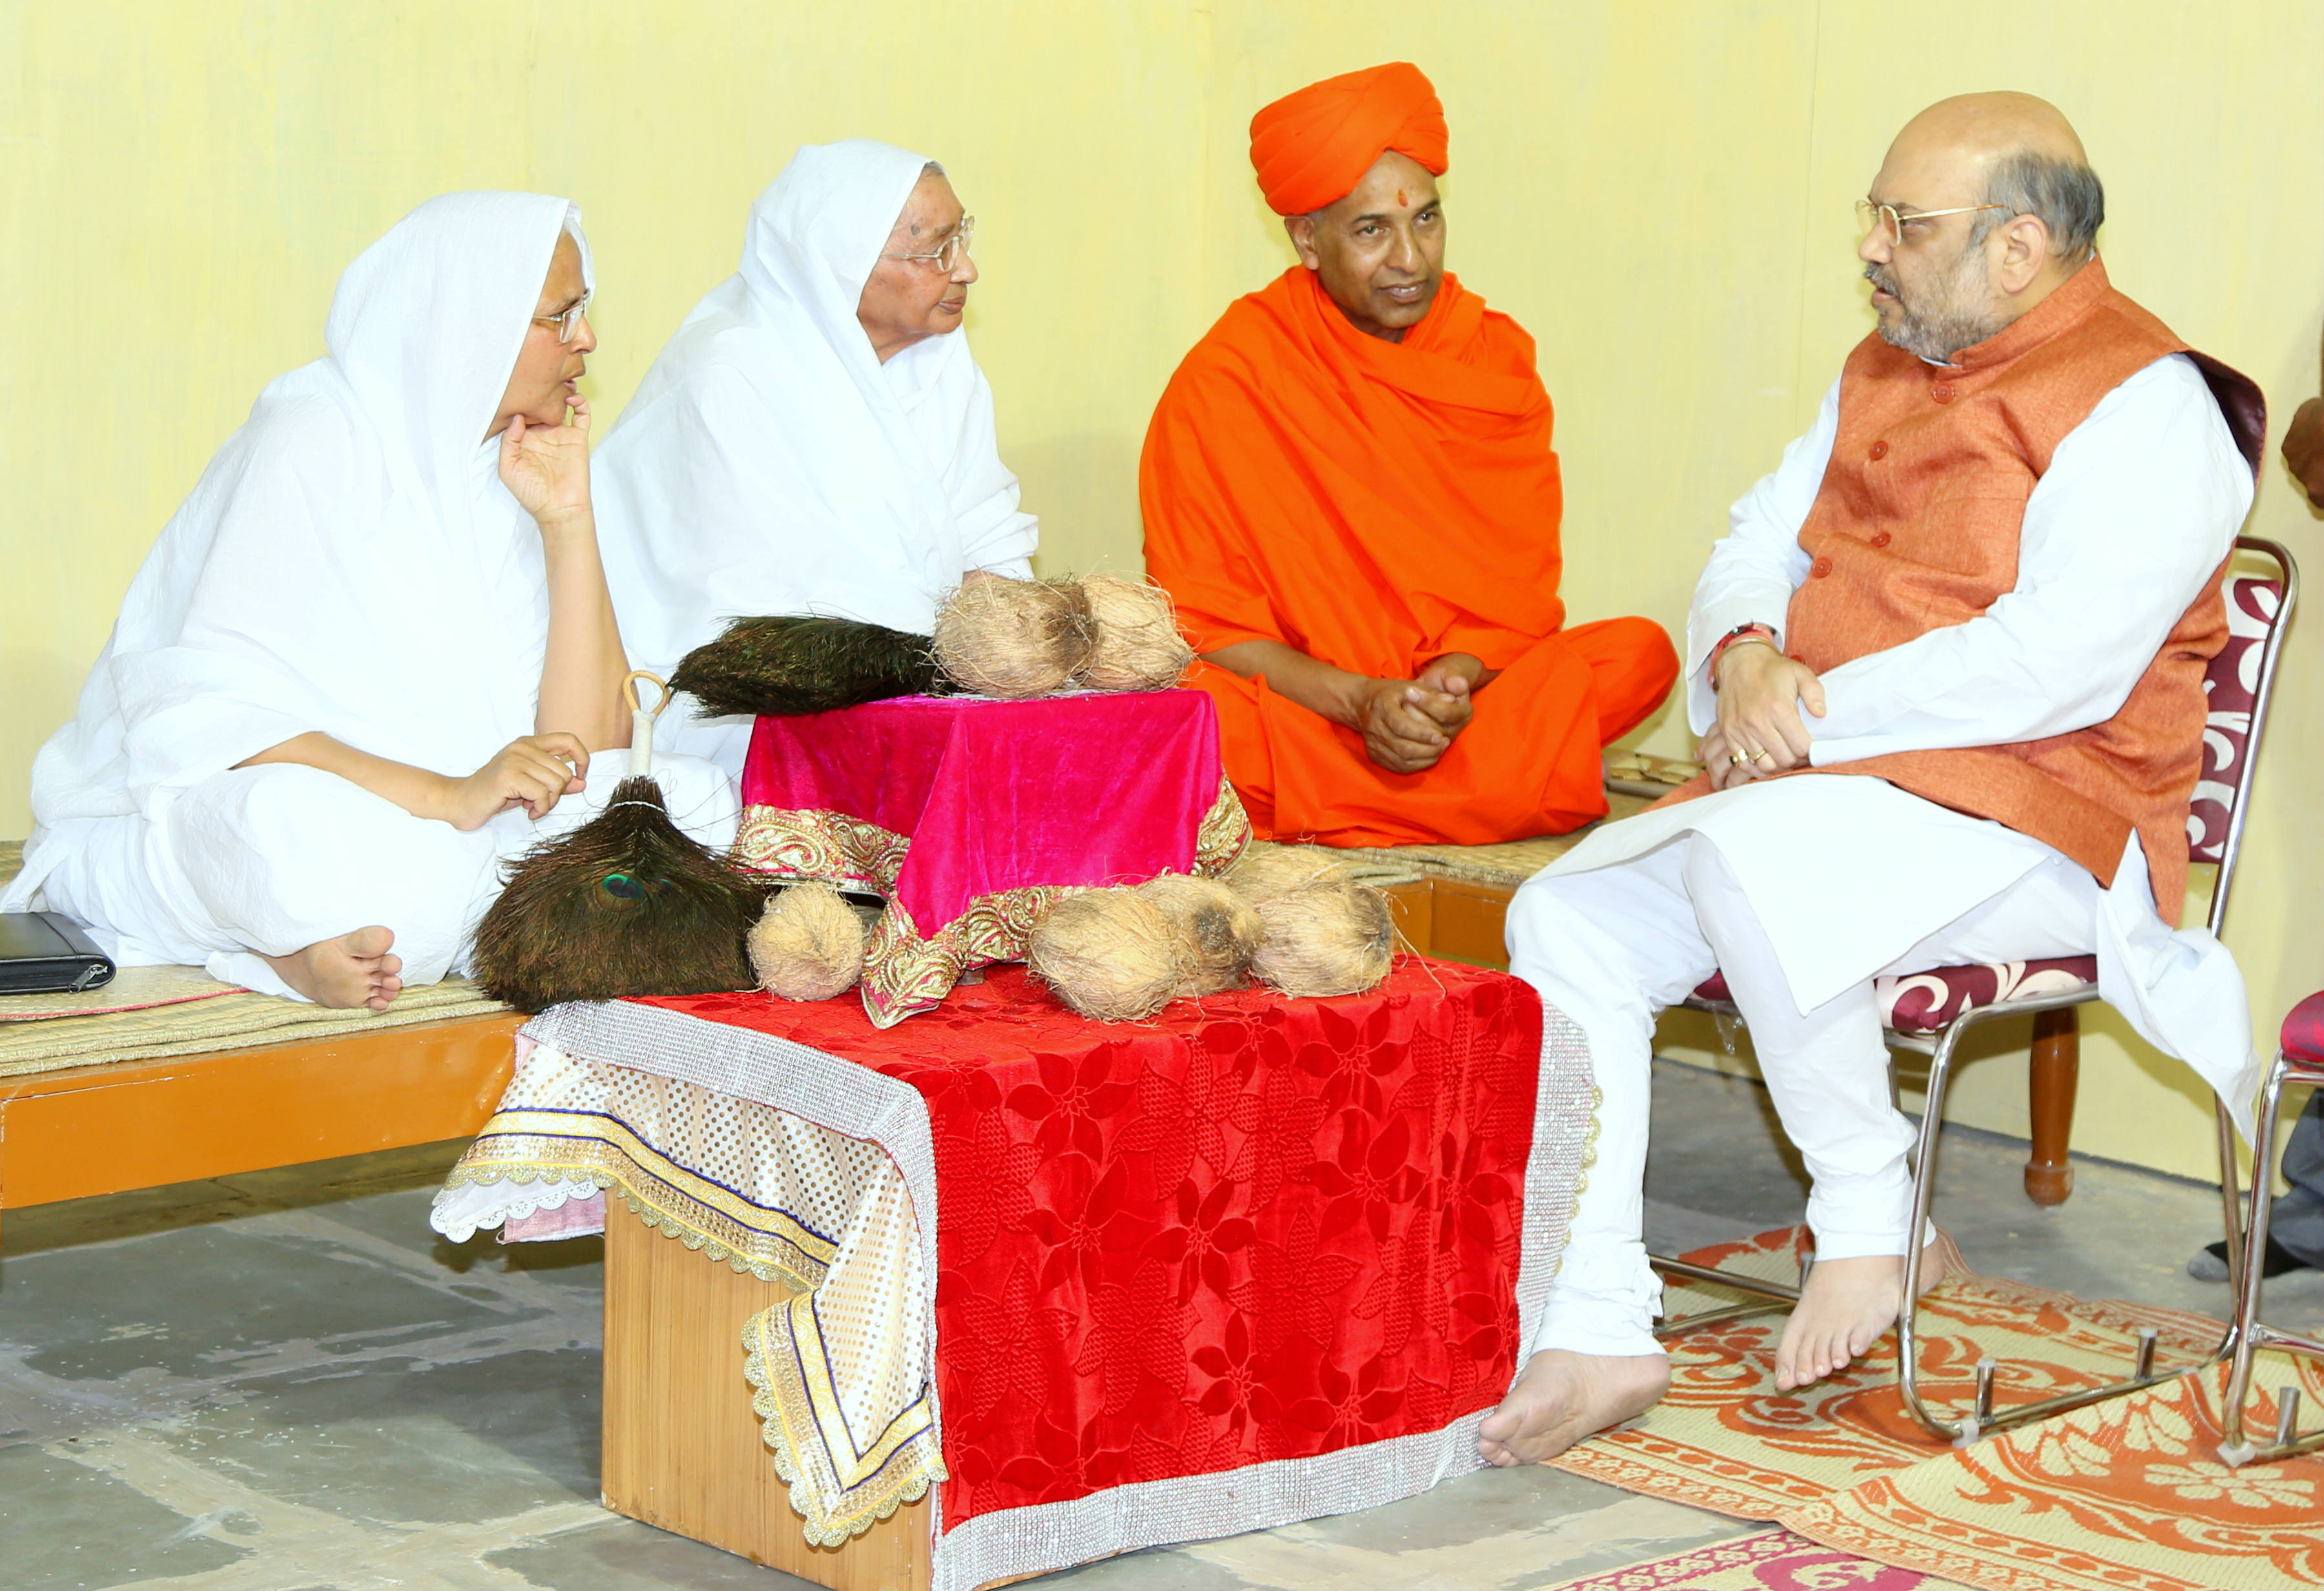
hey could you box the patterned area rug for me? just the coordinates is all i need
[1551,1528,1969,1589]
[1550,1228,2324,1591]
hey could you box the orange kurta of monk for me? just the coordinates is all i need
[1141,63,1676,847]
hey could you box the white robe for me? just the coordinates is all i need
[592,139,1039,774]
[1,192,737,998]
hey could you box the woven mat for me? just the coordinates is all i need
[1,837,508,1077]
[1259,787,1662,889]
[1550,1227,2324,1591]
[1551,1528,1973,1589]
[0,962,245,1022]
[0,977,511,1078]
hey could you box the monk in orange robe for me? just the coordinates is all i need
[1141,62,1678,848]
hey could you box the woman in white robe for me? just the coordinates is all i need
[2,192,735,1009]
[593,140,1039,773]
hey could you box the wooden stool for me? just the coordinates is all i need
[601,1209,934,1590]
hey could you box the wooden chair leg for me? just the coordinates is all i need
[2025,1006,2079,1206]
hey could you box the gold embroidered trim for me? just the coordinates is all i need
[1194,777,1254,873]
[732,778,1254,1027]
[731,804,912,891]
[444,1131,829,1289]
[742,1298,943,1545]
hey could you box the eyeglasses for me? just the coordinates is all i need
[884,216,975,275]
[1855,200,2008,249]
[533,291,592,344]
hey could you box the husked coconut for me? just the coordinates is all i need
[1250,879,1395,998]
[748,882,867,1001]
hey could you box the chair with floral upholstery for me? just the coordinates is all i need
[2217,995,2324,1466]
[1659,536,2298,1444]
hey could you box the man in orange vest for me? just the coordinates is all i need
[1479,93,2265,1465]
[1141,63,1677,848]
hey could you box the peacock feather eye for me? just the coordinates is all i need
[599,872,648,901]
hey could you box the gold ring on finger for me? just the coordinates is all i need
[1728,749,1753,767]
[1751,749,1775,765]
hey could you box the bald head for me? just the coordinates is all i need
[1893,92,2087,172]
[1875,92,2103,264]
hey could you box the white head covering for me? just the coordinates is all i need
[24,191,589,829]
[592,138,1037,681]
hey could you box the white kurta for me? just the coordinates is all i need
[592,140,1039,774]
[1510,350,2259,1358]
[1,192,738,999]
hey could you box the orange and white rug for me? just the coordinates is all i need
[1550,1528,1967,1589]
[1548,1228,2324,1591]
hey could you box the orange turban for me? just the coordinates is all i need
[1248,62,1449,216]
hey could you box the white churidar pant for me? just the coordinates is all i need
[24,755,738,1001]
[1506,773,2251,1360]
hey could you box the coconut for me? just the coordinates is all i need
[1077,574,1194,692]
[1220,845,1358,906]
[1250,879,1395,998]
[748,882,867,1001]
[1028,888,1187,1021]
[932,576,1096,699]
[1135,873,1261,996]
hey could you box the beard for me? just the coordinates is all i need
[1865,246,2008,362]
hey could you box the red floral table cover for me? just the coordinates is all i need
[732,691,1252,1026]
[450,958,1595,1590]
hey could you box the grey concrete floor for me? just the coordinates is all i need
[3,1058,2316,1591]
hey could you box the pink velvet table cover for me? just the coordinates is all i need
[733,692,1251,1024]
[742,691,1229,927]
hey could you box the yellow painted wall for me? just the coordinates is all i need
[3,2,2318,1180]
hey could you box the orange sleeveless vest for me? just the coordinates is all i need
[1783,259,2261,922]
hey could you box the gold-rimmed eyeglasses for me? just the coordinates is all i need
[533,291,592,344]
[884,216,975,275]
[1855,199,2008,249]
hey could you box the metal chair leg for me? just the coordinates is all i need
[1656,992,2245,1443]
[2215,1057,2324,1466]
[1894,1006,2239,1443]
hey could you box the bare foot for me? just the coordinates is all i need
[1772,1241,1951,1391]
[1476,1349,1670,1466]
[260,927,403,1012]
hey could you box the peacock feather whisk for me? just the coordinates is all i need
[671,615,942,718]
[470,673,773,1011]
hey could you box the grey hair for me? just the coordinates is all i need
[922,160,946,177]
[1970,151,2104,262]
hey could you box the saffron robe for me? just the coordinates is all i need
[1139,265,1677,847]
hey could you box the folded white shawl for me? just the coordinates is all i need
[592,138,1037,680]
[21,192,588,842]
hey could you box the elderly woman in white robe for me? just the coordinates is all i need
[593,140,1039,773]
[1,193,735,1010]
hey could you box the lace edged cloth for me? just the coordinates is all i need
[431,1033,939,1544]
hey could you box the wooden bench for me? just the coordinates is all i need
[0,840,521,1247]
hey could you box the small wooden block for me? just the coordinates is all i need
[601,1207,934,1590]
[1426,879,1515,971]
